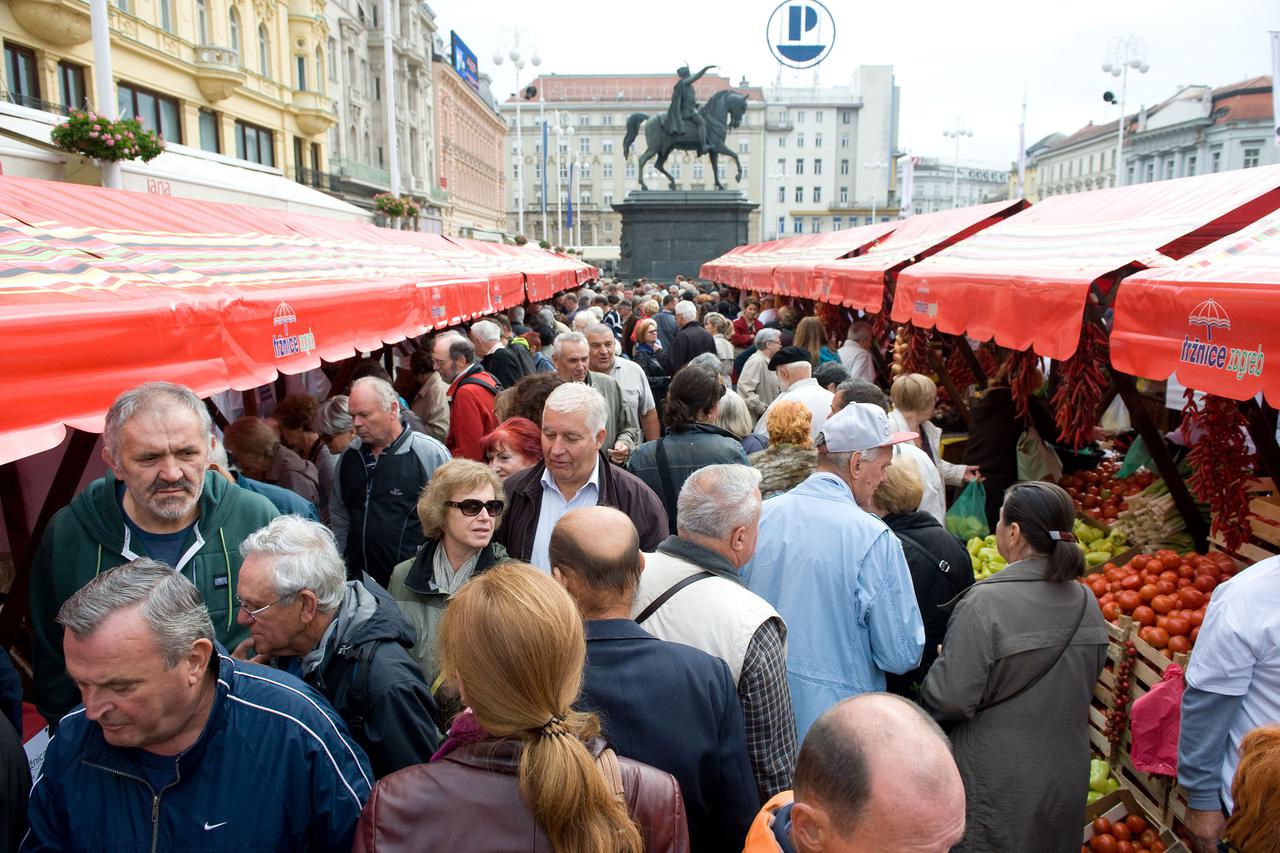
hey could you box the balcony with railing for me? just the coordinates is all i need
[194,46,244,103]
[330,156,390,189]
[294,166,343,194]
[4,91,69,116]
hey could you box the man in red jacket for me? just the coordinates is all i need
[432,332,498,461]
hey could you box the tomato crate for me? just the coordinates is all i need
[1084,789,1188,853]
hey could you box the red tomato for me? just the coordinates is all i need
[1117,843,1135,853]
[1161,554,1181,570]
[1126,815,1148,834]
[1191,626,1200,644]
[1138,584,1158,603]
[1102,602,1122,621]
[1120,574,1143,591]
[1178,588,1205,610]
[1131,555,1150,571]
[1150,841,1167,853]
[1193,575,1217,593]
[1093,818,1113,835]
[1145,627,1170,649]
[1189,609,1205,627]
[1176,577,1193,589]
[1132,605,1157,627]
[1151,595,1176,615]
[1177,565,1195,579]
[1158,571,1179,584]
[1165,617,1190,637]
[1118,590,1143,613]
[1168,635,1191,654]
[1111,823,1132,842]
[1153,580,1176,596]
[1091,834,1119,853]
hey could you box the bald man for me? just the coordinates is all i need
[743,693,966,853]
[550,507,758,853]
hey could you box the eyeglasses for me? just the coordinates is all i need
[236,595,288,623]
[445,499,506,517]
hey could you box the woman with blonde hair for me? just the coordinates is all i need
[889,373,982,510]
[748,400,817,497]
[703,312,735,377]
[792,317,837,367]
[354,562,690,853]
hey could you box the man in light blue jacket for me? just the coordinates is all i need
[743,403,926,739]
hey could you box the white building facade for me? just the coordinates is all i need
[761,65,900,241]
[901,157,1008,214]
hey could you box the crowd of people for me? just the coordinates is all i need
[1,275,1276,853]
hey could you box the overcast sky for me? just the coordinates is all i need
[436,0,1276,168]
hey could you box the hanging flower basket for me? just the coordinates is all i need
[50,110,164,163]
[402,199,421,219]
[373,192,407,218]
[514,234,528,246]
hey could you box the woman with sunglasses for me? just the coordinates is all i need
[388,459,509,725]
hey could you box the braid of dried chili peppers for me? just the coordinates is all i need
[1050,322,1110,449]
[1182,389,1255,552]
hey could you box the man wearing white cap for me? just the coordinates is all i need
[743,402,926,739]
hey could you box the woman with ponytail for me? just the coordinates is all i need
[352,561,689,853]
[919,481,1108,853]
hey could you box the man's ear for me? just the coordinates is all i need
[789,801,829,853]
[101,444,120,477]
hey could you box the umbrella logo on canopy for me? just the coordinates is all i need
[272,301,315,359]
[273,302,297,336]
[1187,298,1229,342]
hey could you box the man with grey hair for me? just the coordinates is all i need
[632,464,797,802]
[497,382,666,570]
[431,331,499,462]
[29,381,278,724]
[738,328,783,419]
[470,318,532,389]
[837,320,877,383]
[585,323,659,442]
[233,516,439,777]
[331,375,450,587]
[27,559,372,851]
[744,403,926,740]
[552,331,640,464]
[667,299,716,376]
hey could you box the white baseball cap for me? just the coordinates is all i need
[819,402,918,453]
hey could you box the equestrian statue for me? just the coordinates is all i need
[623,64,749,191]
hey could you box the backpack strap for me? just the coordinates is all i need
[895,528,970,599]
[653,438,680,531]
[595,747,626,801]
[458,374,501,395]
[344,641,378,740]
[635,571,716,624]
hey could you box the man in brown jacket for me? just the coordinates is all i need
[496,383,667,571]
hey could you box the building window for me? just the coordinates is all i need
[778,185,785,202]
[693,163,704,179]
[778,136,785,148]
[198,108,219,152]
[811,217,821,232]
[229,6,241,55]
[776,216,785,234]
[57,60,86,110]
[813,158,823,176]
[117,82,182,142]
[1144,162,1154,182]
[258,25,270,77]
[672,163,681,178]
[738,137,749,153]
[581,162,592,179]
[315,48,324,95]
[793,218,803,234]
[580,191,590,206]
[295,56,307,91]
[1243,147,1261,168]
[717,164,726,181]
[796,133,804,148]
[1164,159,1174,179]
[833,216,842,229]
[812,186,822,203]
[840,135,850,148]
[840,159,849,175]
[602,139,614,154]
[742,164,749,178]
[1126,165,1135,184]
[777,157,785,174]
[794,185,803,202]
[560,161,569,180]
[579,136,590,154]
[235,119,274,166]
[796,111,805,123]
[603,191,613,206]
[815,111,823,123]
[196,0,209,42]
[1187,155,1196,176]
[328,39,338,80]
[3,43,39,106]
[794,158,804,175]
[814,133,822,147]
[601,115,614,126]
[377,146,384,167]
[602,161,613,178]
[626,161,636,178]
[117,0,131,10]
[159,0,174,33]
[839,186,848,204]
[604,219,614,233]
[579,115,590,126]
[841,110,851,124]
[1210,150,1221,172]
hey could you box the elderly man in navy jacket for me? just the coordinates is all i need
[551,506,759,853]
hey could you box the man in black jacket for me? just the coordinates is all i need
[470,319,531,389]
[233,515,441,778]
[666,299,716,376]
[553,506,758,853]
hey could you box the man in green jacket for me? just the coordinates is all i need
[29,381,278,724]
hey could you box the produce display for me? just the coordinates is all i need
[1083,814,1167,853]
[965,520,1130,580]
[1080,550,1240,655]
[1113,477,1201,554]
[1059,461,1155,524]
[1087,759,1121,804]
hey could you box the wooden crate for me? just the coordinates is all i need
[1084,789,1188,853]
[1210,479,1280,564]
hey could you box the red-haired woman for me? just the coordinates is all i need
[481,417,543,481]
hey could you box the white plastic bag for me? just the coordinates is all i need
[1099,395,1131,434]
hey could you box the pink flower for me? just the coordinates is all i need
[92,125,101,132]
[88,131,99,138]
[104,138,115,146]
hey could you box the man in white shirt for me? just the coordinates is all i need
[837,320,877,384]
[1178,554,1280,853]
[753,347,834,442]
[585,324,659,441]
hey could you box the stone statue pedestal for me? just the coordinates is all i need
[613,190,758,281]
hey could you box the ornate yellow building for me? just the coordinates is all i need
[1,0,341,206]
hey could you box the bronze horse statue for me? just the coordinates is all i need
[623,90,749,191]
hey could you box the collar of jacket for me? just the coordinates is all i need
[656,534,741,584]
[353,417,415,461]
[511,451,619,504]
[402,540,504,595]
[81,651,235,783]
[446,362,487,397]
[442,733,610,775]
[585,618,654,642]
[670,422,739,440]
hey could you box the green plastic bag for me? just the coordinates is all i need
[946,480,989,541]
[1117,435,1154,479]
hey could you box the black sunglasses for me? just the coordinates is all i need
[446,499,505,517]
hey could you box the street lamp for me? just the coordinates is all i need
[566,124,576,249]
[554,111,570,247]
[1102,35,1149,188]
[492,29,541,237]
[942,119,973,209]
[862,161,888,222]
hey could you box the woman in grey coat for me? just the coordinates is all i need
[920,482,1108,853]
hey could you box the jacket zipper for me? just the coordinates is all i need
[83,757,181,853]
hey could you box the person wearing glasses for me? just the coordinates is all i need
[388,459,510,721]
[233,515,441,778]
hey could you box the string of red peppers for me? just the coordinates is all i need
[1007,350,1043,423]
[1181,390,1255,551]
[899,324,934,376]
[814,302,849,348]
[1050,322,1110,449]
[1104,639,1137,750]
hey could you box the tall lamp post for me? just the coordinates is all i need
[862,160,888,222]
[492,29,541,237]
[943,118,973,209]
[554,111,568,247]
[1102,35,1149,188]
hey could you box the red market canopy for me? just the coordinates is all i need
[0,175,591,464]
[809,200,1027,312]
[699,239,787,291]
[891,165,1280,360]
[701,221,899,295]
[1111,209,1280,405]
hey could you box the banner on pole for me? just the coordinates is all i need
[541,121,548,214]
